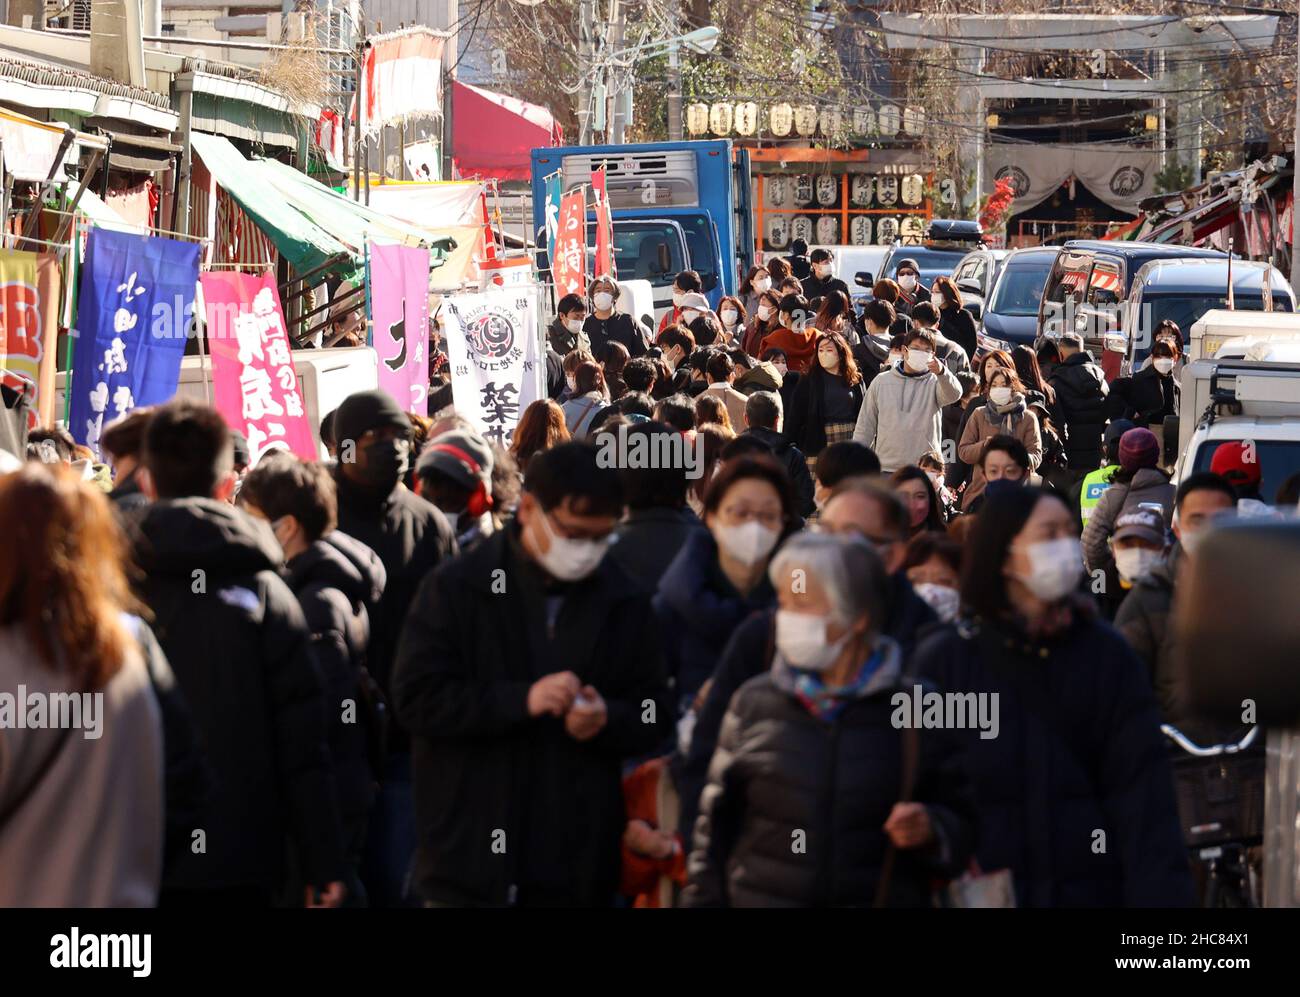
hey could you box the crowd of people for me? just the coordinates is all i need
[0,244,1284,909]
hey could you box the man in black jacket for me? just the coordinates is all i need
[392,442,672,906]
[1048,333,1110,476]
[739,390,814,517]
[133,401,345,907]
[800,247,851,303]
[240,454,387,905]
[606,420,706,592]
[330,389,457,906]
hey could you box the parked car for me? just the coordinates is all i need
[951,246,1010,320]
[1121,258,1295,375]
[976,248,1058,352]
[1038,240,1226,379]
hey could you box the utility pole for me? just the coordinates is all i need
[578,0,594,144]
[441,0,458,180]
[607,0,623,144]
[667,0,683,141]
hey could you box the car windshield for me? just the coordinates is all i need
[677,214,718,289]
[1135,292,1295,361]
[989,263,1052,317]
[1191,438,1300,506]
[885,247,967,285]
[604,222,687,287]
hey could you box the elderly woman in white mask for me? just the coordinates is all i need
[682,531,975,908]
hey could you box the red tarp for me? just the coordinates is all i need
[452,80,562,182]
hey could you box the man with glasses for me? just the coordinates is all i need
[893,258,931,310]
[392,441,671,907]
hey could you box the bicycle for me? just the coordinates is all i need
[1162,723,1264,908]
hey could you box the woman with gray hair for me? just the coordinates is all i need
[682,532,975,907]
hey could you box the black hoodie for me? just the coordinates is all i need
[286,532,387,848]
[133,498,345,897]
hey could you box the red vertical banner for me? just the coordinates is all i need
[592,167,616,279]
[553,187,587,298]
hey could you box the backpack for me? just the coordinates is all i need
[1032,402,1068,472]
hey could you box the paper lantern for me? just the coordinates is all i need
[734,101,758,136]
[815,175,838,206]
[876,216,899,243]
[850,174,875,207]
[853,106,876,135]
[791,215,814,245]
[766,175,790,207]
[769,102,793,137]
[876,175,899,206]
[878,104,901,136]
[815,215,839,246]
[901,173,924,206]
[900,216,926,243]
[709,102,733,135]
[686,102,710,136]
[850,216,873,245]
[794,174,813,205]
[819,106,843,137]
[767,214,790,249]
[903,106,925,136]
[794,104,818,137]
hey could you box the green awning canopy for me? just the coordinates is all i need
[190,132,458,280]
[191,131,353,279]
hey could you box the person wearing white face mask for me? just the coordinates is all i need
[546,293,591,356]
[743,290,783,356]
[853,328,962,473]
[1110,337,1180,468]
[909,485,1195,908]
[892,258,931,308]
[1115,472,1237,740]
[653,456,789,716]
[391,441,672,907]
[741,264,772,317]
[657,269,704,334]
[585,276,651,360]
[715,294,746,347]
[957,366,1042,511]
[681,531,976,908]
[800,247,850,303]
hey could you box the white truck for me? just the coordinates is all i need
[1171,348,1300,505]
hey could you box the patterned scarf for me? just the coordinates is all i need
[793,648,885,722]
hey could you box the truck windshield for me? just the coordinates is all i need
[603,222,686,287]
[1135,292,1295,362]
[1191,438,1300,506]
[989,264,1052,317]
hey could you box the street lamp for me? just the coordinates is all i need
[680,26,720,55]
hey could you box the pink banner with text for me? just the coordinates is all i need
[369,242,430,413]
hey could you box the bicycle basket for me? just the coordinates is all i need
[1170,748,1265,849]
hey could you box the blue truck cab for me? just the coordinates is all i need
[530,140,753,321]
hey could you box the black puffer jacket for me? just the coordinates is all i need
[742,426,815,517]
[1048,352,1110,470]
[783,366,866,460]
[133,498,345,895]
[682,638,975,907]
[286,531,387,845]
[911,613,1194,907]
[392,526,673,906]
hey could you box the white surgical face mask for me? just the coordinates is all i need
[721,308,739,327]
[905,348,930,372]
[913,582,960,623]
[1012,537,1083,602]
[818,348,840,370]
[899,274,918,290]
[592,292,614,311]
[814,263,832,278]
[1115,546,1162,584]
[989,386,1013,406]
[775,609,850,672]
[533,509,609,581]
[1154,357,1176,375]
[753,277,772,293]
[772,361,788,376]
[566,318,584,335]
[713,520,779,567]
[673,291,685,307]
[757,305,774,321]
[682,309,700,325]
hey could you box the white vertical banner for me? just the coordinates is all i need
[442,286,542,448]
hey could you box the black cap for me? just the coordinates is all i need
[334,390,410,448]
[229,428,250,469]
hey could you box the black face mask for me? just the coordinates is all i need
[359,438,410,490]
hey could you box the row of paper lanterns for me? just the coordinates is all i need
[765,214,928,250]
[685,102,926,139]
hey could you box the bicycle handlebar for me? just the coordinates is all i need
[1161,723,1259,757]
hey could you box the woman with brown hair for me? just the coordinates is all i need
[931,275,979,360]
[783,329,865,476]
[957,364,1042,511]
[694,394,734,434]
[561,361,609,439]
[0,462,170,906]
[510,398,570,470]
[742,288,783,358]
[765,255,792,288]
[739,265,772,318]
[812,289,853,335]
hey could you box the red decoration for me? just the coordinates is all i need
[979,177,1017,231]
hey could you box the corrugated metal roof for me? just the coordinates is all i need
[0,55,168,108]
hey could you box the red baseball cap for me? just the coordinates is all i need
[1210,441,1262,488]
